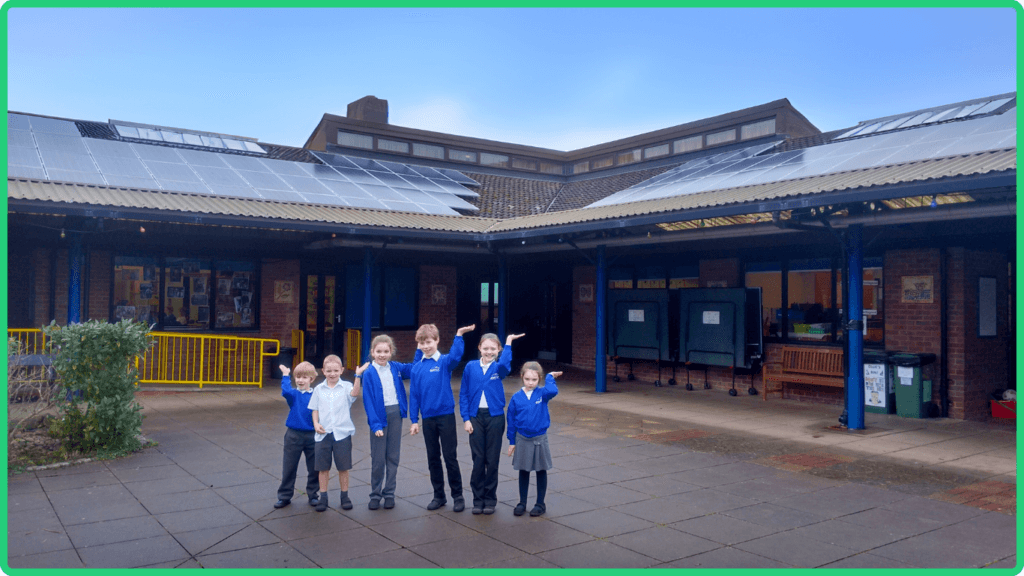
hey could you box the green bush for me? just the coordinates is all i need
[43,320,153,454]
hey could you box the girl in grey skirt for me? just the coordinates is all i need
[506,362,562,517]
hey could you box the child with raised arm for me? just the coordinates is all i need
[506,362,561,517]
[408,323,476,512]
[308,354,361,512]
[359,335,409,510]
[273,361,319,509]
[460,332,525,515]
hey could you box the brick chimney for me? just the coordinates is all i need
[347,96,388,124]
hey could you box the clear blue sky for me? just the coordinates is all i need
[6,7,1016,151]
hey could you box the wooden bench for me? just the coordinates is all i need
[762,346,844,401]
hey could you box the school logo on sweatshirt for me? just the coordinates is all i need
[535,399,542,404]
[490,374,499,380]
[430,366,440,373]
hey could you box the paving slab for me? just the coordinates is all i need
[669,513,782,545]
[734,531,858,567]
[537,539,658,568]
[407,532,523,568]
[63,515,169,549]
[607,526,721,562]
[196,542,318,568]
[76,534,190,568]
[288,526,401,564]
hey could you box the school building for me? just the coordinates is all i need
[6,92,1015,422]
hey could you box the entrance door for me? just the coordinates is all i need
[301,272,342,365]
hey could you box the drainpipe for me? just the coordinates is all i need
[498,254,508,342]
[940,246,949,417]
[846,225,865,430]
[362,247,373,363]
[67,232,83,324]
[595,245,607,393]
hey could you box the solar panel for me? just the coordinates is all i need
[221,154,269,172]
[278,175,330,195]
[134,144,183,163]
[34,132,89,155]
[8,146,42,167]
[155,180,211,195]
[9,129,35,149]
[93,156,152,179]
[38,152,97,173]
[103,175,160,189]
[191,165,249,187]
[969,98,1013,116]
[177,149,229,168]
[255,189,306,203]
[8,165,47,179]
[85,139,137,158]
[143,160,202,182]
[8,113,32,130]
[437,168,479,186]
[28,116,80,136]
[303,193,351,207]
[237,170,289,190]
[589,110,1016,208]
[47,169,106,185]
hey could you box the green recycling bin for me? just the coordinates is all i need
[864,350,894,414]
[892,352,937,418]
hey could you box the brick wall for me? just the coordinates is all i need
[700,258,740,287]
[956,249,1010,420]
[571,266,597,372]
[257,259,300,344]
[87,250,111,322]
[31,248,52,326]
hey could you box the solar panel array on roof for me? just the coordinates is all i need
[113,123,268,154]
[835,96,1014,140]
[588,108,1015,208]
[8,113,481,215]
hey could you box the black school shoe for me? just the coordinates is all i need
[369,499,381,510]
[383,497,395,509]
[340,495,353,510]
[453,497,465,513]
[308,496,319,507]
[530,503,546,517]
[316,493,328,512]
[273,499,290,509]
[513,503,527,516]
[426,498,447,510]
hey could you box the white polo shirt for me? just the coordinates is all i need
[374,362,399,406]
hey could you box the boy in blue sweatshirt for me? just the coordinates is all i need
[408,323,475,512]
[274,361,319,509]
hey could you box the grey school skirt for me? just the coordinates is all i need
[512,432,552,472]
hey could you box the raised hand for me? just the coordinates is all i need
[456,324,476,336]
[279,364,291,376]
[549,371,563,379]
[355,362,370,377]
[505,333,525,346]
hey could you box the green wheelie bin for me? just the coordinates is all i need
[892,352,937,418]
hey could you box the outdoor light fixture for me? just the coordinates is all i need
[59,228,65,239]
[139,226,146,234]
[930,195,938,208]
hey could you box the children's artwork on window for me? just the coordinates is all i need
[218,279,231,296]
[166,286,184,299]
[232,276,249,291]
[115,306,136,320]
[193,277,207,294]
[139,283,153,300]
[191,294,208,306]
[143,266,154,281]
[241,308,252,325]
[197,306,210,323]
[169,267,182,283]
[217,312,234,325]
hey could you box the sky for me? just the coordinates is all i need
[6,7,1017,152]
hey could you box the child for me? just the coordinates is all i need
[359,335,410,510]
[460,332,525,515]
[506,362,561,517]
[308,354,362,512]
[408,323,476,512]
[273,361,319,509]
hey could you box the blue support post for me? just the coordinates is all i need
[498,254,508,341]
[67,232,83,324]
[595,245,607,393]
[362,247,373,364]
[846,225,865,429]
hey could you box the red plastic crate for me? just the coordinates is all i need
[991,399,1016,419]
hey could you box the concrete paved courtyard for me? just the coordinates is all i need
[7,370,1017,568]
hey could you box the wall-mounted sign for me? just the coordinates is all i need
[901,276,933,303]
[628,309,645,322]
[637,279,666,289]
[579,284,594,303]
[274,281,294,304]
[431,284,447,305]
[703,311,720,325]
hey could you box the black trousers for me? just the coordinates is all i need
[469,408,505,508]
[421,413,463,500]
[277,428,318,501]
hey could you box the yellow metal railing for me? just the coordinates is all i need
[137,332,279,388]
[8,328,50,355]
[345,329,361,371]
[291,329,305,367]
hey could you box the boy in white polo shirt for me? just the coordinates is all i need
[308,354,362,512]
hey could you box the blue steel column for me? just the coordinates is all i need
[846,225,865,429]
[595,245,607,393]
[362,247,373,363]
[498,254,508,341]
[67,232,83,324]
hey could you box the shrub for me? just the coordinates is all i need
[43,320,153,454]
[8,337,61,441]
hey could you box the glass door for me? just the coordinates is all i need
[302,273,340,365]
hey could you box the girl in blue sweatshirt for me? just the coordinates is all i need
[460,332,524,515]
[359,334,412,511]
[506,362,562,517]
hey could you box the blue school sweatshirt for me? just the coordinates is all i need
[281,375,315,431]
[506,374,558,444]
[361,361,411,434]
[459,346,512,421]
[408,336,464,424]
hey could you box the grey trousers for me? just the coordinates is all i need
[369,404,402,500]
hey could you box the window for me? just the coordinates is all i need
[344,265,417,329]
[645,144,670,159]
[573,161,590,174]
[674,135,702,154]
[481,153,509,168]
[213,260,256,329]
[609,268,633,289]
[617,149,641,165]
[338,131,373,149]
[114,256,259,331]
[706,129,736,146]
[669,264,699,289]
[448,149,477,163]
[412,143,444,159]
[113,257,161,326]
[540,162,563,175]
[511,158,538,171]
[377,139,409,154]
[636,266,666,289]
[744,257,883,345]
[741,118,776,140]
[592,157,613,169]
